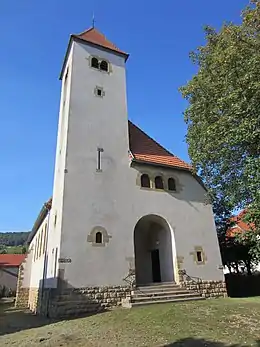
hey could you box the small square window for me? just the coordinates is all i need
[196,251,203,262]
[94,86,104,98]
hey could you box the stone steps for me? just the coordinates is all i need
[133,287,189,295]
[137,284,181,292]
[124,295,204,308]
[122,282,204,308]
[132,292,200,301]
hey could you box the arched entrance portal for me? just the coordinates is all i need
[134,215,175,286]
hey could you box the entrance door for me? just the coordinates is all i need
[151,249,161,283]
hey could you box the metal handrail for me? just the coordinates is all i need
[122,269,136,289]
[122,270,155,297]
[180,269,203,293]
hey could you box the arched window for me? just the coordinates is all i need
[168,178,176,191]
[95,231,103,244]
[91,57,99,69]
[141,174,150,188]
[155,176,164,190]
[100,60,108,72]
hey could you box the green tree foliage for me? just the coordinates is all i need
[180,0,260,215]
[180,0,260,271]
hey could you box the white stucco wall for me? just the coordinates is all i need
[51,38,224,289]
[45,48,74,286]
[27,214,49,289]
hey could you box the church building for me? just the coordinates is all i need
[15,27,226,316]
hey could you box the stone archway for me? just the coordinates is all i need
[134,215,175,286]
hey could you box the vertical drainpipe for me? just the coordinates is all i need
[40,205,51,316]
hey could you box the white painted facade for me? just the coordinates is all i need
[22,213,50,290]
[26,29,225,291]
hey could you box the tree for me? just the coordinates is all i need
[180,0,260,269]
[0,232,29,248]
[180,0,260,229]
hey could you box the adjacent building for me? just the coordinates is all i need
[0,254,26,293]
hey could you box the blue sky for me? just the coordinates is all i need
[0,0,248,231]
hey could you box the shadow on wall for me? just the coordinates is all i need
[35,276,117,319]
[163,338,260,347]
[225,273,260,298]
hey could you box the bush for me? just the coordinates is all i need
[0,285,15,298]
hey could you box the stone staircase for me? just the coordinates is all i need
[121,282,204,308]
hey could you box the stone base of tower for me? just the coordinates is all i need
[23,286,131,318]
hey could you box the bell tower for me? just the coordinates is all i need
[47,27,132,287]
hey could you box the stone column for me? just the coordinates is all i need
[15,264,29,308]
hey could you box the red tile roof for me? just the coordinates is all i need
[128,121,191,170]
[226,210,255,237]
[73,27,128,59]
[0,254,26,268]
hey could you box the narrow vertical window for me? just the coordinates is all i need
[100,60,108,72]
[54,213,57,227]
[97,147,104,171]
[196,251,203,263]
[91,57,99,69]
[42,225,47,254]
[63,68,69,106]
[95,232,102,244]
[54,247,58,277]
[140,174,150,188]
[155,176,164,189]
[168,178,176,191]
[36,236,39,260]
[34,239,37,262]
[39,229,43,258]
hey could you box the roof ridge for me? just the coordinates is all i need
[78,27,115,45]
[74,27,128,58]
[128,120,191,167]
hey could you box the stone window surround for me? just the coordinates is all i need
[190,246,207,265]
[87,226,112,247]
[94,86,105,98]
[137,171,182,193]
[88,56,111,74]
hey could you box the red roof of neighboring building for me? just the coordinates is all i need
[128,121,191,170]
[73,27,128,58]
[226,209,255,237]
[0,254,26,267]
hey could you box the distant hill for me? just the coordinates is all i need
[0,232,30,254]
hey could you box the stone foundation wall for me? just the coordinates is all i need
[15,264,29,308]
[34,285,131,318]
[72,285,131,308]
[15,287,29,308]
[28,288,40,313]
[180,280,227,298]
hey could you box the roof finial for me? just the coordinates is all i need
[92,12,95,28]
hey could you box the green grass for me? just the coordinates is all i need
[0,246,26,254]
[1,298,260,346]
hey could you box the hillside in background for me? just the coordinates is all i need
[0,232,30,254]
